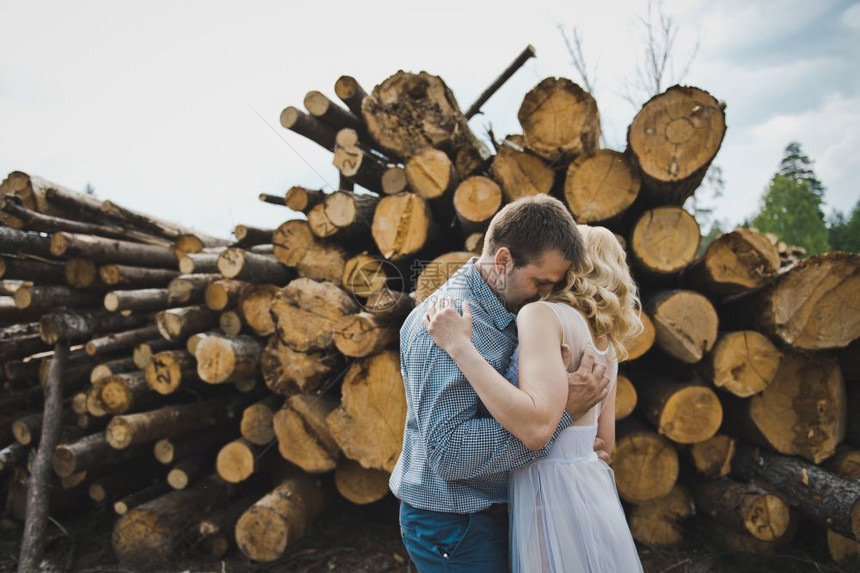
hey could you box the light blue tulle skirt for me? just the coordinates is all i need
[509,425,644,573]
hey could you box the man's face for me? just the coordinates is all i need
[497,249,571,313]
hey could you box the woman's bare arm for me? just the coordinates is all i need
[596,381,617,458]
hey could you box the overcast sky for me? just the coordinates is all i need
[1,0,858,238]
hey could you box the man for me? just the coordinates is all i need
[390,195,611,571]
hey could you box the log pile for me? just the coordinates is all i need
[2,53,859,568]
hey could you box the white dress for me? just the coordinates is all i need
[507,301,643,573]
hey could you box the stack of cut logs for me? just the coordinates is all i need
[1,60,859,567]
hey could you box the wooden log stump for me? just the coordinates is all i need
[232,225,273,247]
[703,331,782,397]
[335,459,390,505]
[217,248,295,283]
[689,434,736,478]
[144,350,197,395]
[132,338,180,369]
[167,273,219,305]
[405,147,459,204]
[732,442,860,541]
[612,419,679,503]
[63,258,102,289]
[262,336,342,395]
[686,228,781,299]
[722,251,859,351]
[167,455,211,489]
[195,334,261,384]
[631,207,701,278]
[178,251,223,275]
[156,305,219,342]
[99,265,179,289]
[270,278,359,352]
[205,279,248,311]
[241,395,283,446]
[104,288,171,312]
[333,129,387,193]
[628,485,694,546]
[280,106,337,150]
[52,431,148,477]
[647,290,718,364]
[518,77,600,162]
[691,478,792,541]
[235,475,325,562]
[722,351,846,464]
[381,166,409,195]
[563,150,640,224]
[824,446,860,480]
[219,310,244,336]
[413,252,474,305]
[342,253,395,298]
[334,75,369,118]
[284,186,326,215]
[627,86,726,206]
[13,285,102,311]
[327,350,406,472]
[364,288,413,323]
[238,284,279,336]
[333,312,399,357]
[490,135,555,203]
[0,256,65,283]
[99,371,156,414]
[273,394,341,473]
[637,375,722,444]
[615,373,637,420]
[372,193,439,262]
[453,176,503,235]
[361,71,490,178]
[216,438,270,484]
[622,311,655,362]
[106,397,233,449]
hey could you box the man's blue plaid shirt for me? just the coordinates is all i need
[389,257,572,514]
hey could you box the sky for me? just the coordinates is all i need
[1,0,858,239]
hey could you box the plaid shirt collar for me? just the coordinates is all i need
[464,257,516,331]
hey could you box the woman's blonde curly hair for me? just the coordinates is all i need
[544,225,643,361]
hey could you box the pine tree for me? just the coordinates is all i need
[831,200,860,253]
[777,142,825,215]
[750,176,830,255]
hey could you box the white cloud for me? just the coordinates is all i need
[842,2,860,30]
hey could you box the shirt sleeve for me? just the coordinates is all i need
[404,327,573,481]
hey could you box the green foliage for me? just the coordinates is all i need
[829,200,860,253]
[750,176,830,255]
[778,141,825,201]
[697,219,726,256]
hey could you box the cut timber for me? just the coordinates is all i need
[335,459,390,505]
[624,311,655,362]
[167,273,220,305]
[723,251,860,351]
[638,376,722,444]
[216,438,268,483]
[217,248,294,283]
[239,284,279,336]
[361,71,491,178]
[235,475,325,562]
[687,228,780,298]
[333,129,387,193]
[564,150,640,223]
[154,424,238,466]
[333,312,398,357]
[205,279,248,311]
[178,251,222,275]
[113,482,171,516]
[284,186,325,214]
[52,431,147,477]
[490,135,554,202]
[372,193,438,261]
[324,190,378,235]
[453,176,503,235]
[272,219,348,285]
[106,397,233,449]
[689,434,736,478]
[334,75,369,118]
[342,253,395,298]
[172,233,230,260]
[273,394,340,473]
[132,338,180,369]
[615,374,637,420]
[405,147,459,202]
[612,419,679,503]
[648,290,718,363]
[364,288,413,323]
[99,265,178,288]
[99,371,154,414]
[14,285,101,310]
[691,478,791,541]
[156,305,219,341]
[327,350,406,472]
[0,256,65,283]
[824,446,860,480]
[0,222,55,259]
[219,310,244,336]
[12,413,43,446]
[167,455,210,489]
[40,309,149,344]
[723,351,845,464]
[627,86,726,206]
[631,207,701,277]
[518,77,600,162]
[50,232,176,267]
[704,331,781,397]
[271,220,315,267]
[144,350,197,395]
[279,106,337,150]
[413,252,474,305]
[233,225,273,247]
[381,166,409,195]
[270,278,359,352]
[104,288,170,312]
[628,485,694,546]
[262,336,342,395]
[196,334,261,384]
[86,327,160,357]
[241,395,283,446]
[111,477,228,564]
[732,443,860,541]
[64,258,101,289]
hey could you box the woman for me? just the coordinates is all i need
[423,225,644,572]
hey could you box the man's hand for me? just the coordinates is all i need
[593,437,610,463]
[565,351,609,421]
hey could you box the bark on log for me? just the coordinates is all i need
[167,455,210,489]
[106,397,234,449]
[686,228,781,299]
[824,446,860,480]
[205,279,248,311]
[132,338,181,369]
[113,482,172,516]
[333,312,399,357]
[13,285,102,311]
[722,351,845,464]
[689,434,736,478]
[99,265,179,288]
[0,222,55,259]
[103,288,171,312]
[334,458,390,505]
[156,305,219,342]
[627,86,726,206]
[195,334,262,384]
[490,135,554,202]
[518,77,600,162]
[465,44,536,119]
[85,325,159,357]
[233,224,273,247]
[178,251,223,275]
[732,442,860,541]
[691,478,792,541]
[630,207,701,277]
[703,331,782,397]
[628,485,694,546]
[216,438,270,484]
[637,375,723,444]
[217,248,294,283]
[144,350,197,395]
[284,186,326,215]
[52,431,149,477]
[612,418,679,502]
[235,475,325,562]
[280,106,337,150]
[91,356,138,382]
[647,290,719,364]
[722,251,859,351]
[333,129,387,193]
[327,350,406,472]
[99,371,156,414]
[563,149,640,223]
[262,336,342,396]
[453,176,503,235]
[50,232,177,267]
[273,394,341,473]
[0,256,65,283]
[153,423,238,466]
[166,273,219,305]
[40,309,150,344]
[334,75,369,118]
[270,278,360,352]
[236,283,278,336]
[89,462,161,504]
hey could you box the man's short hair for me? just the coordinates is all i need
[484,194,585,271]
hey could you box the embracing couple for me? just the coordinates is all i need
[389,194,644,572]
